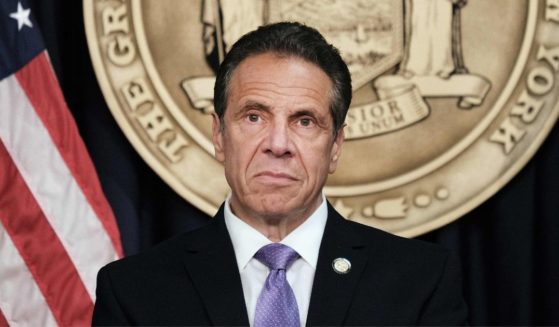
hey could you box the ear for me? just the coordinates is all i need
[328,126,345,174]
[212,113,225,163]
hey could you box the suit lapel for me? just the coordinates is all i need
[177,203,369,326]
[178,207,249,326]
[306,204,369,326]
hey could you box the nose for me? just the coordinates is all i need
[264,119,293,158]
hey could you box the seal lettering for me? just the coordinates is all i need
[136,105,189,163]
[122,78,152,112]
[101,4,135,66]
[121,79,189,163]
[102,4,128,35]
[490,42,559,154]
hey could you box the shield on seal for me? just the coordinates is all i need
[203,0,404,91]
[269,0,404,90]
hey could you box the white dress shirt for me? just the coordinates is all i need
[224,196,328,327]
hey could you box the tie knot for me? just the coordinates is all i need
[254,243,299,270]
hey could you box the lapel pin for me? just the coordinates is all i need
[332,258,351,274]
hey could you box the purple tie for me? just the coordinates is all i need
[253,243,300,327]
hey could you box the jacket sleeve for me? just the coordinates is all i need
[418,251,469,325]
[92,265,130,326]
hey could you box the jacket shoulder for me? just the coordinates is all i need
[93,222,222,325]
[334,214,451,261]
[100,220,217,275]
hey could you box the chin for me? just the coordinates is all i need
[254,196,301,218]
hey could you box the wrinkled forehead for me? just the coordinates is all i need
[229,54,331,105]
[226,52,334,107]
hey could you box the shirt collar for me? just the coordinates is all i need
[224,195,328,271]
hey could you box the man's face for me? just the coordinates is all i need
[212,53,344,223]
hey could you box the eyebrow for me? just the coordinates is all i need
[231,100,271,120]
[240,101,270,112]
[291,109,316,118]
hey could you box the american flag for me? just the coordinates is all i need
[0,1,123,325]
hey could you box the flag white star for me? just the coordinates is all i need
[9,2,33,31]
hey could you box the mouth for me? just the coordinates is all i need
[254,171,298,185]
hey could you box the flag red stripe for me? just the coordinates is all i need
[0,217,58,326]
[15,53,123,257]
[0,309,8,327]
[0,141,93,326]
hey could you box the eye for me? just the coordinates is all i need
[247,114,260,123]
[298,117,314,127]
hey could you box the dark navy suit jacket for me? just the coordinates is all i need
[92,203,468,325]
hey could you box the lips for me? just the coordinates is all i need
[254,171,298,185]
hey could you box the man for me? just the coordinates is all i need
[93,22,468,326]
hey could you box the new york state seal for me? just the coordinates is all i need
[84,0,559,237]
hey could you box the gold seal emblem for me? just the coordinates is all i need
[84,0,559,237]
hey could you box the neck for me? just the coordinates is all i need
[250,218,302,242]
[229,197,322,242]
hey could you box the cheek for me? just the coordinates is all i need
[301,144,335,181]
[225,135,258,170]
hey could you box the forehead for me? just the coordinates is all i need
[227,53,333,110]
